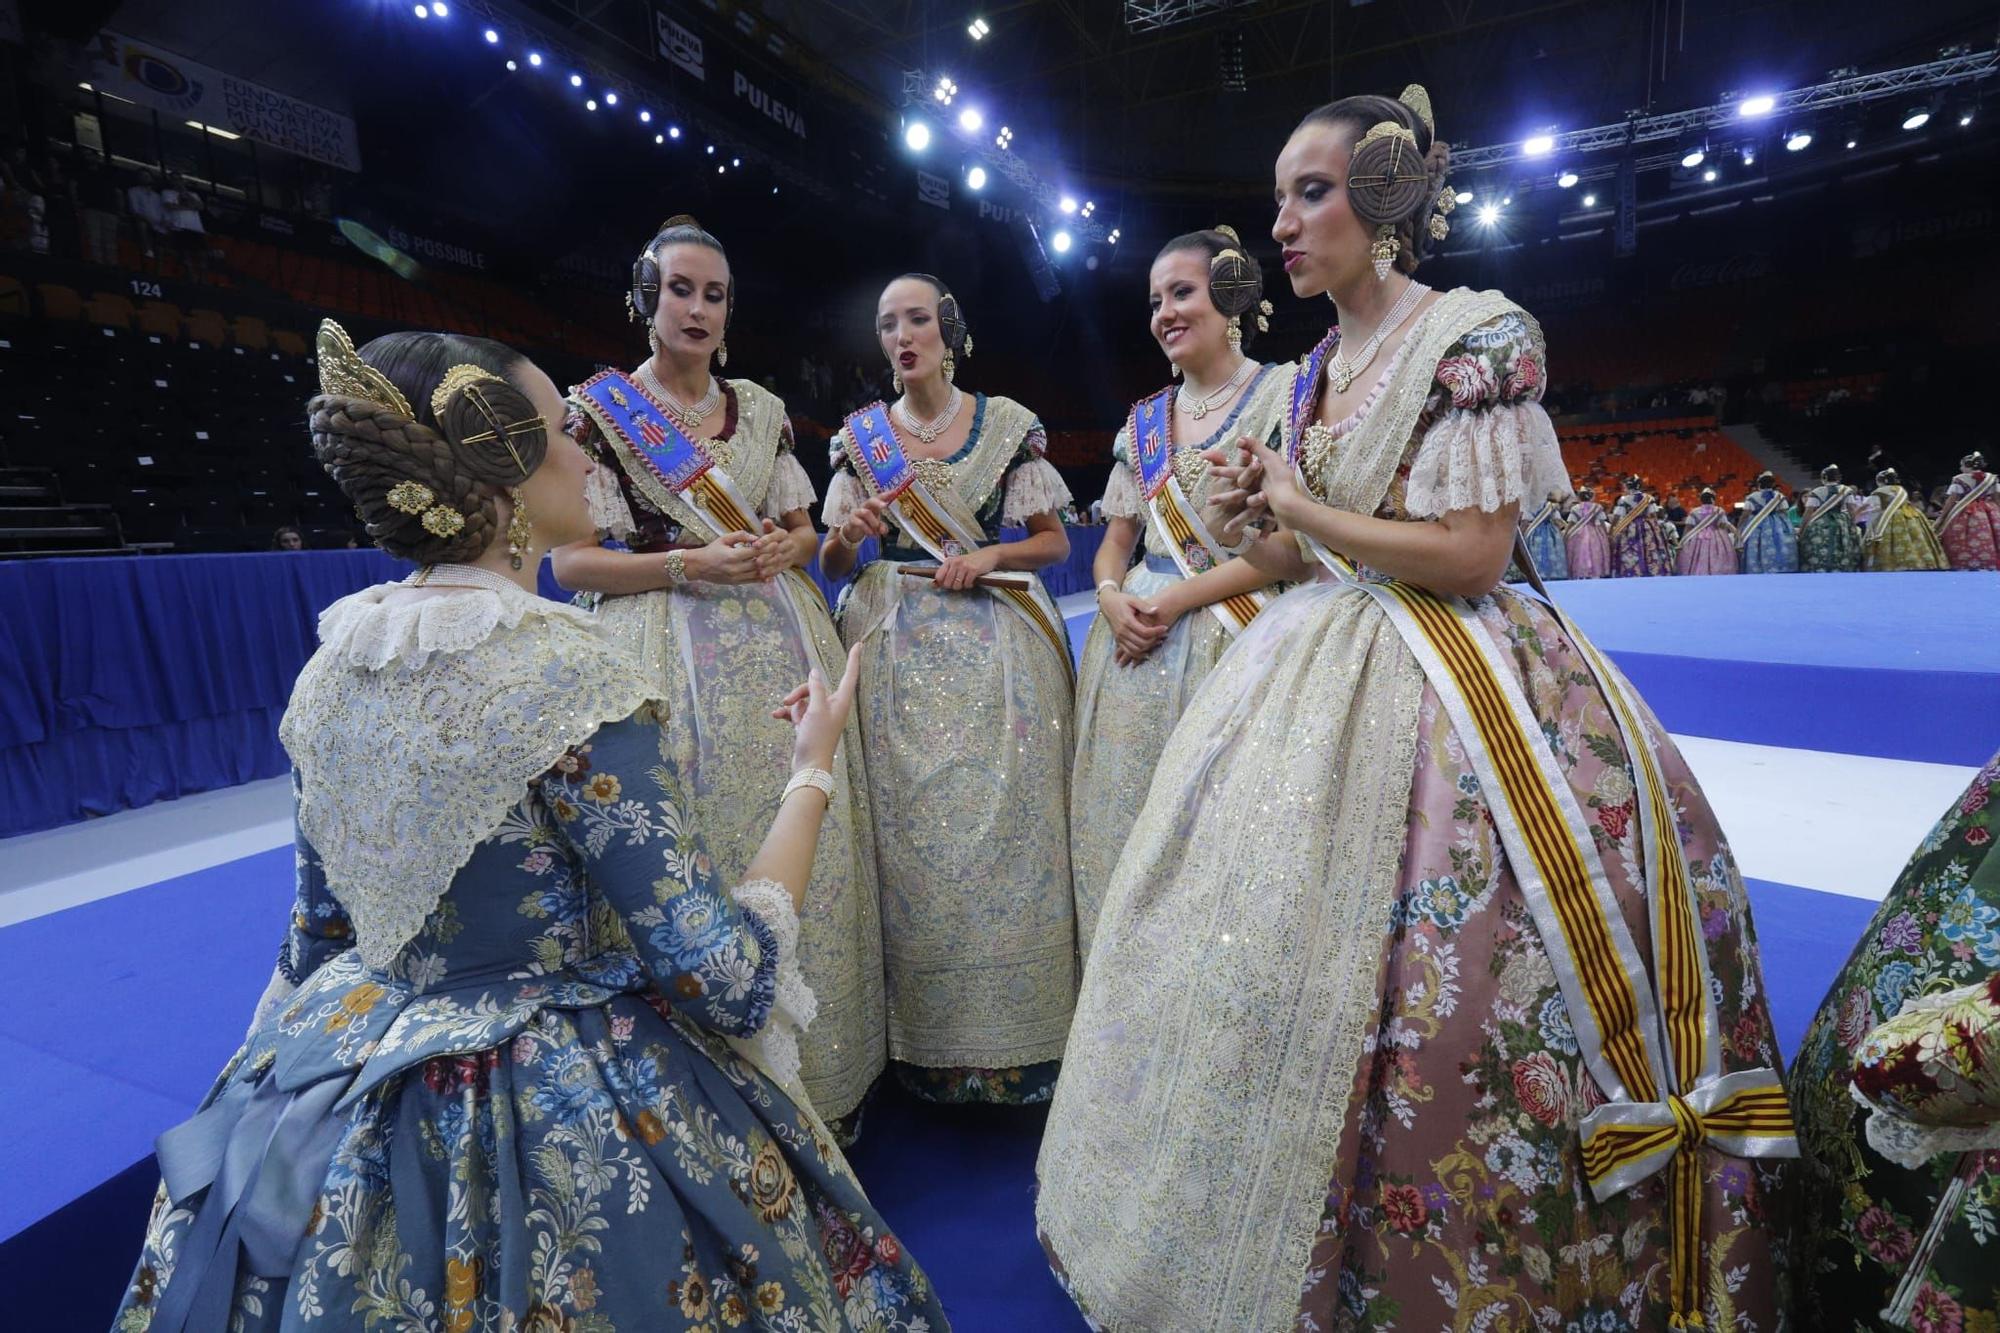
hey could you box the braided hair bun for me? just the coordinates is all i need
[1156,226,1267,348]
[307,329,545,564]
[1296,89,1453,274]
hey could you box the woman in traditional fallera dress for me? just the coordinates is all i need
[554,218,885,1135]
[819,274,1077,1106]
[1564,482,1613,578]
[1862,467,1950,571]
[1069,227,1288,951]
[1676,487,1738,575]
[1938,451,2000,571]
[1519,487,1571,580]
[1799,463,1864,572]
[1037,87,1797,1331]
[1791,746,2000,1332]
[1611,474,1673,576]
[112,323,946,1332]
[1736,470,1799,574]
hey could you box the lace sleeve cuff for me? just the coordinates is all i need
[584,461,638,539]
[1002,456,1074,525]
[822,468,865,531]
[1403,400,1570,519]
[726,878,818,1096]
[761,451,819,520]
[1100,460,1143,519]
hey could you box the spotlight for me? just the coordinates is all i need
[968,17,990,40]
[1846,137,1858,148]
[483,28,498,43]
[904,120,931,152]
[718,165,726,174]
[431,0,447,14]
[1051,230,1073,254]
[1702,168,1717,182]
[706,144,715,154]
[527,51,542,66]
[1741,146,1756,166]
[1455,189,1474,204]
[1522,133,1555,157]
[669,125,681,139]
[1557,171,1578,188]
[1681,146,1706,168]
[1784,129,1812,151]
[654,133,664,144]
[1109,228,1120,243]
[1502,194,1513,205]
[932,75,958,106]
[772,187,780,195]
[585,99,597,111]
[1059,196,1078,214]
[732,157,740,167]
[966,165,988,190]
[413,3,428,16]
[1478,204,1499,226]
[605,92,618,106]
[1738,93,1777,118]
[995,126,1014,149]
[639,109,651,123]
[1902,106,1931,131]
[505,59,517,71]
[958,107,983,133]
[1960,110,1976,127]
[569,73,582,88]
[1581,192,1597,207]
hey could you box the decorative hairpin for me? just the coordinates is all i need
[434,363,538,475]
[315,319,412,418]
[385,479,466,538]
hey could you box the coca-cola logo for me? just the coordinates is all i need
[1669,253,1772,290]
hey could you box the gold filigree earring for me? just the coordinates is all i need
[1226,315,1244,353]
[1171,360,1182,379]
[892,368,904,394]
[647,326,661,354]
[942,348,957,384]
[1370,224,1401,281]
[715,338,728,369]
[506,487,532,570]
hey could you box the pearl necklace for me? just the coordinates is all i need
[1176,357,1255,422]
[894,388,964,446]
[1329,280,1428,393]
[409,563,521,594]
[637,361,721,431]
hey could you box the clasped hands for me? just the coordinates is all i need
[687,519,799,584]
[1202,435,1305,540]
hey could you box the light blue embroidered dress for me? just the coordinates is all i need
[112,573,946,1333]
[1737,486,1800,573]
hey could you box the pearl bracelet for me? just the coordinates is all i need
[664,550,689,585]
[783,767,834,803]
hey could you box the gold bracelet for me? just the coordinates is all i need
[664,550,688,585]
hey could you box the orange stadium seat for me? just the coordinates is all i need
[36,283,82,321]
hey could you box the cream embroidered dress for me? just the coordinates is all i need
[1036,290,1797,1331]
[1069,365,1288,952]
[823,393,1077,1105]
[567,377,885,1126]
[111,572,946,1332]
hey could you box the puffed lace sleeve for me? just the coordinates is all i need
[1099,423,1143,519]
[822,431,865,531]
[1002,420,1074,524]
[567,397,640,539]
[761,416,819,519]
[1403,311,1570,519]
[1849,975,2000,1169]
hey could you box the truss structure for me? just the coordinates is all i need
[1451,48,1998,172]
[1123,0,1261,35]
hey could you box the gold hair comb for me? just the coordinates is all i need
[315,319,413,418]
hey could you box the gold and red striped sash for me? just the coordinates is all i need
[1309,538,1796,1328]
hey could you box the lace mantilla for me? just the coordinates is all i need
[281,579,659,969]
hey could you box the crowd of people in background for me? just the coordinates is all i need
[1527,453,1999,578]
[0,144,214,279]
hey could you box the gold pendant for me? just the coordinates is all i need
[1330,360,1354,394]
[1188,400,1211,421]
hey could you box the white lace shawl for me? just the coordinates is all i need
[1402,398,1570,519]
[279,580,659,970]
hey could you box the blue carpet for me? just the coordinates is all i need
[0,846,1890,1328]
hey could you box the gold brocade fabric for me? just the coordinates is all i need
[833,395,1078,1070]
[1069,371,1291,950]
[1036,288,1530,1330]
[582,389,886,1122]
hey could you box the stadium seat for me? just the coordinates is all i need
[186,308,229,345]
[84,292,135,329]
[36,284,83,321]
[270,328,309,357]
[0,274,25,319]
[137,301,184,340]
[231,315,269,350]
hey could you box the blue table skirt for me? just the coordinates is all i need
[1,528,1107,837]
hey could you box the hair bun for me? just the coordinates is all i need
[661,213,703,231]
[309,394,498,564]
[1206,246,1263,320]
[1346,122,1432,227]
[431,369,548,485]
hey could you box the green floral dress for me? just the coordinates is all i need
[1792,747,2000,1332]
